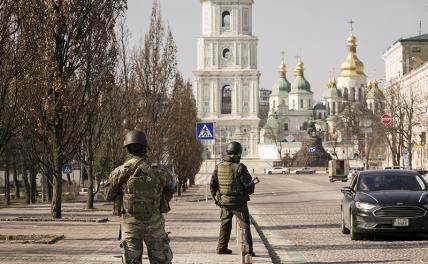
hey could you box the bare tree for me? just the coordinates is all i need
[130,1,177,163]
[22,0,126,218]
[167,74,203,195]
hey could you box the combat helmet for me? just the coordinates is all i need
[123,130,148,155]
[226,141,242,155]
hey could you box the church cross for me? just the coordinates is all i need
[281,50,286,63]
[349,19,354,33]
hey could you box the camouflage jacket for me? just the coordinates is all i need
[104,155,175,215]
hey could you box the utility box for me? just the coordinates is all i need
[328,160,349,182]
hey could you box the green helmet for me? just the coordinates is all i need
[123,130,148,148]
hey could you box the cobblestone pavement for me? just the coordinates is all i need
[249,173,428,264]
[0,185,271,263]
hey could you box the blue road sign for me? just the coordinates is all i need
[62,163,73,174]
[196,122,215,140]
[307,147,316,153]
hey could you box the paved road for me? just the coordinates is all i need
[249,173,428,264]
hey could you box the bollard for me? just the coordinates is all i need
[240,227,248,264]
[236,218,241,246]
[244,253,252,264]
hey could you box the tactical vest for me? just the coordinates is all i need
[217,162,243,196]
[122,162,163,219]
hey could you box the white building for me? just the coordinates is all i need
[383,33,428,169]
[259,59,314,158]
[193,0,260,158]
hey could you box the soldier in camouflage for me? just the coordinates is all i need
[210,141,256,256]
[104,130,176,264]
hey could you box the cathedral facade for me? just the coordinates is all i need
[260,27,386,160]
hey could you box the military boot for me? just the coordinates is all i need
[217,248,232,254]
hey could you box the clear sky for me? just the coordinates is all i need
[125,0,428,100]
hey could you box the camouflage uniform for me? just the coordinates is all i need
[210,154,255,253]
[105,155,174,264]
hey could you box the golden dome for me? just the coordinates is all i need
[279,63,286,78]
[331,77,337,87]
[340,33,365,76]
[327,78,332,88]
[294,59,304,76]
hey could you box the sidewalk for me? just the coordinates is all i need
[0,185,271,264]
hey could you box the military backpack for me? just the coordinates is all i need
[122,162,163,219]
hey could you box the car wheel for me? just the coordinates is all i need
[341,209,350,234]
[268,171,272,174]
[296,171,300,174]
[282,171,286,174]
[350,212,363,240]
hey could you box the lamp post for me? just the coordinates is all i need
[362,118,373,170]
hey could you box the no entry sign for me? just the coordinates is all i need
[381,114,392,125]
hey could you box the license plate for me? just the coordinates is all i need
[393,218,409,227]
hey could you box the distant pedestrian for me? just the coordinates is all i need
[210,141,256,256]
[104,130,176,264]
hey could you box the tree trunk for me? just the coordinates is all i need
[51,146,63,218]
[12,164,20,199]
[46,174,53,202]
[87,151,94,209]
[30,168,37,204]
[182,179,187,192]
[177,180,182,196]
[22,167,31,205]
[189,175,195,186]
[4,162,10,206]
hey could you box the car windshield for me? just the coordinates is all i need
[357,173,426,192]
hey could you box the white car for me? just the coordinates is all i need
[266,167,291,174]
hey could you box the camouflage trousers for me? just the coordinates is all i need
[218,204,253,252]
[121,213,173,264]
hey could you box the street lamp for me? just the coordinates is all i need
[362,118,373,170]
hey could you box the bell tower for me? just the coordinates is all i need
[194,0,260,159]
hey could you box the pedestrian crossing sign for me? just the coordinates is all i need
[196,122,214,140]
[62,163,73,174]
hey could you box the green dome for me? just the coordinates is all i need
[366,80,385,100]
[271,77,291,96]
[313,103,326,110]
[290,60,311,92]
[323,87,341,98]
[291,75,311,93]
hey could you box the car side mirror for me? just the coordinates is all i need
[341,187,353,195]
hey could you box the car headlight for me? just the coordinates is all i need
[355,202,377,210]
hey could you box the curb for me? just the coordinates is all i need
[250,214,281,264]
[250,214,308,264]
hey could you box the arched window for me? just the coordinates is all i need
[222,11,230,28]
[273,100,276,109]
[300,99,304,109]
[332,102,336,114]
[318,112,322,119]
[284,123,289,131]
[221,85,232,114]
[358,88,362,102]
[343,88,349,101]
